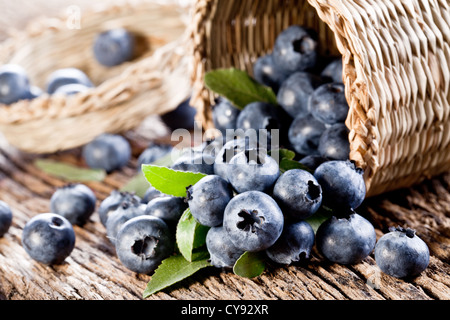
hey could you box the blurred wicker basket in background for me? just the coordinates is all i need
[0,0,191,154]
[189,0,450,197]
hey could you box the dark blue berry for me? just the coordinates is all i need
[160,97,197,131]
[316,212,376,265]
[375,226,430,278]
[145,196,188,228]
[288,114,326,156]
[115,215,174,274]
[21,213,76,265]
[82,134,131,173]
[309,82,349,125]
[223,191,284,252]
[212,97,241,136]
[50,183,97,226]
[0,201,13,237]
[137,143,173,169]
[266,221,315,265]
[141,186,163,204]
[206,226,244,268]
[0,64,30,105]
[93,28,135,67]
[186,175,233,227]
[272,169,322,221]
[299,155,329,171]
[46,68,93,94]
[320,58,343,83]
[252,54,289,93]
[98,190,141,226]
[314,160,366,210]
[171,153,215,175]
[21,86,43,101]
[318,123,350,161]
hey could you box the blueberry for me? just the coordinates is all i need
[0,64,30,105]
[106,198,147,245]
[141,186,163,204]
[272,169,322,221]
[145,195,188,229]
[277,71,323,119]
[82,134,131,173]
[212,97,241,136]
[186,175,233,227]
[98,190,142,226]
[21,213,76,265]
[227,149,280,194]
[46,68,93,94]
[115,215,173,274]
[320,58,343,83]
[214,137,258,180]
[299,155,329,171]
[21,86,43,101]
[0,201,13,237]
[314,160,366,210]
[266,221,315,265]
[93,28,135,67]
[171,152,215,175]
[206,226,244,268]
[252,54,289,93]
[223,191,284,252]
[318,123,350,161]
[272,25,318,74]
[288,114,326,156]
[309,83,348,125]
[50,183,96,226]
[53,83,90,96]
[375,226,430,278]
[160,96,197,131]
[316,211,376,265]
[137,143,173,169]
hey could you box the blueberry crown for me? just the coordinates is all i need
[389,226,416,238]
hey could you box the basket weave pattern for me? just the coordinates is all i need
[189,0,450,197]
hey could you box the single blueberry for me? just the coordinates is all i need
[50,183,97,226]
[272,25,318,74]
[309,82,349,125]
[137,143,173,169]
[227,149,280,194]
[186,175,234,227]
[288,113,326,156]
[266,221,315,265]
[277,71,323,119]
[212,97,241,136]
[318,123,350,161]
[299,155,329,171]
[93,28,135,67]
[375,226,430,279]
[82,134,131,173]
[98,190,142,226]
[316,211,376,265]
[145,195,188,230]
[223,191,284,252]
[0,64,30,105]
[46,68,93,94]
[252,54,289,93]
[314,160,366,210]
[115,215,174,274]
[320,57,343,83]
[160,96,197,131]
[21,213,76,265]
[206,226,244,268]
[53,83,90,96]
[0,201,13,237]
[272,169,322,221]
[106,199,147,245]
[171,152,215,175]
[141,186,163,204]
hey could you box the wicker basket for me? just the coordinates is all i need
[0,0,191,154]
[189,0,450,197]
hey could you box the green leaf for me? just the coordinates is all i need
[204,68,278,109]
[141,165,207,197]
[279,159,314,174]
[34,159,106,182]
[306,206,334,233]
[233,251,266,278]
[143,250,212,298]
[176,208,210,262]
[269,148,296,165]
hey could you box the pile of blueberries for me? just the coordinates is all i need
[0,24,431,283]
[0,28,135,105]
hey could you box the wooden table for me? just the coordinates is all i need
[0,0,449,301]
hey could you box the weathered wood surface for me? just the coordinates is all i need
[0,0,449,301]
[0,116,449,301]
